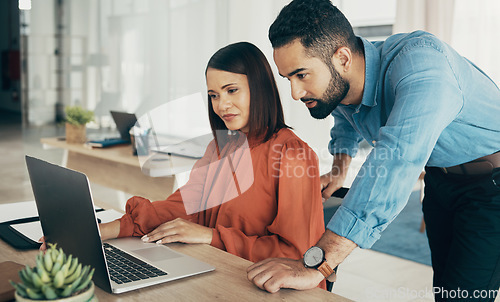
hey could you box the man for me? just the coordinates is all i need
[246,0,500,301]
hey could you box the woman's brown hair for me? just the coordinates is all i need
[206,42,289,144]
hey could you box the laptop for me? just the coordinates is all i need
[110,111,138,142]
[25,155,215,294]
[87,111,138,147]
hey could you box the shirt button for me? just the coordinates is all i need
[372,140,376,145]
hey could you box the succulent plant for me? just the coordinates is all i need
[10,244,95,300]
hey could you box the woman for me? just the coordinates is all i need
[100,42,325,283]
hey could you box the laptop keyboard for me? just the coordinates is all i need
[103,243,168,284]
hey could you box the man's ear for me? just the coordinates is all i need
[332,47,352,73]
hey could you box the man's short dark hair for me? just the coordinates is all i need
[269,0,362,64]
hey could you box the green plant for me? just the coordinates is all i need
[64,106,94,126]
[10,244,95,300]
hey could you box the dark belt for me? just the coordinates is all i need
[441,151,500,175]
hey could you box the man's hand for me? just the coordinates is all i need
[321,153,352,201]
[247,258,324,293]
[141,218,213,245]
[246,231,357,293]
[320,171,345,201]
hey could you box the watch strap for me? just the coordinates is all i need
[318,261,337,282]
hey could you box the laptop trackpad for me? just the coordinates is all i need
[132,246,182,262]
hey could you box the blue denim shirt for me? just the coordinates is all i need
[327,31,500,248]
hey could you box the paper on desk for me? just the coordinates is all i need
[0,201,39,223]
[0,201,107,223]
[10,221,43,242]
[10,209,124,243]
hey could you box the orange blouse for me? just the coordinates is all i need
[118,128,325,287]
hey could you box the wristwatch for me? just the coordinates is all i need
[303,246,337,282]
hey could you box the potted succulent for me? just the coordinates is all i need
[10,244,96,301]
[64,106,94,144]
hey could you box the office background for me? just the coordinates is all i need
[1,0,499,165]
[1,1,499,301]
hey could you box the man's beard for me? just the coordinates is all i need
[303,65,349,119]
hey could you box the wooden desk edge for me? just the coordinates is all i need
[41,137,139,167]
[1,239,350,301]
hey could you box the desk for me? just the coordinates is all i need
[41,138,196,203]
[0,239,351,301]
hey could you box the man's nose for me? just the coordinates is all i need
[290,81,307,100]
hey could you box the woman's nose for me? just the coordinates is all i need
[218,95,232,111]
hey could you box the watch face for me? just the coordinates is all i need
[304,246,324,267]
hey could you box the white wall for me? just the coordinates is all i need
[336,0,396,27]
[25,0,57,125]
[451,0,500,86]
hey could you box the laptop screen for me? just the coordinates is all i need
[110,111,138,141]
[25,156,112,293]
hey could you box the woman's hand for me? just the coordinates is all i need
[141,218,213,245]
[38,236,47,252]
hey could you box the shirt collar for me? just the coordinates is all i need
[358,36,381,109]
